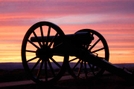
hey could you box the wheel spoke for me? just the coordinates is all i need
[48,59,56,77]
[72,59,81,70]
[28,40,40,49]
[31,58,41,72]
[88,63,95,76]
[40,26,45,46]
[27,56,38,62]
[69,57,78,62]
[33,31,42,47]
[89,38,100,51]
[53,42,63,49]
[37,60,43,79]
[50,57,61,68]
[26,50,36,53]
[77,60,83,77]
[49,33,58,47]
[44,60,48,81]
[91,47,104,53]
[85,44,90,49]
[84,61,88,78]
[46,26,51,46]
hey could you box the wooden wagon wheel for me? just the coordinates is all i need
[21,21,67,84]
[68,29,109,79]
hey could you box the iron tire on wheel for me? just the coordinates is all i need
[21,21,67,85]
[68,29,109,79]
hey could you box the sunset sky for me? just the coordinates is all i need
[0,0,134,63]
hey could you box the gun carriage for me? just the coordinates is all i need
[21,21,134,85]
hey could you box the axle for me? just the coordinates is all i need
[30,32,93,45]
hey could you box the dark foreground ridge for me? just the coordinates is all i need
[0,62,134,70]
[0,63,134,89]
[0,73,134,89]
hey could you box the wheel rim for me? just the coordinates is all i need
[68,29,109,79]
[21,21,67,84]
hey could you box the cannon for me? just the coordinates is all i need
[21,21,134,85]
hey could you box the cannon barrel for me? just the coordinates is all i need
[30,32,93,45]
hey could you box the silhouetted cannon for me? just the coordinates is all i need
[21,21,134,85]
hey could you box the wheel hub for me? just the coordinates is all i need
[36,45,52,60]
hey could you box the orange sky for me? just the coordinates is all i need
[0,0,134,63]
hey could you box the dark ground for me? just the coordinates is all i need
[0,69,134,89]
